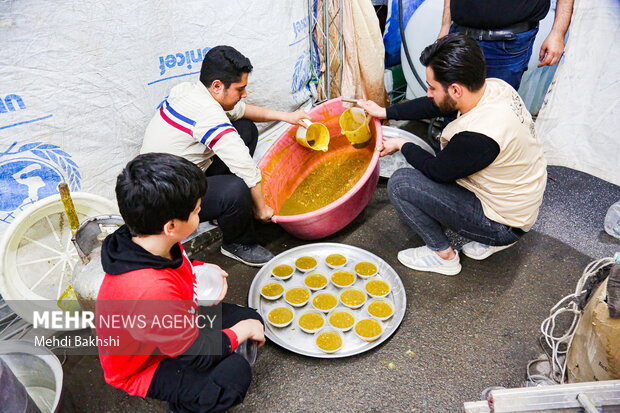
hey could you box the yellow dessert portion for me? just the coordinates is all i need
[298,312,325,331]
[295,256,317,270]
[329,311,355,330]
[315,331,343,352]
[365,280,390,296]
[331,270,355,287]
[261,283,284,297]
[368,301,393,318]
[272,264,294,278]
[304,273,328,289]
[340,289,366,307]
[285,287,310,305]
[325,253,347,267]
[355,319,382,338]
[355,261,377,277]
[268,307,294,325]
[312,293,338,311]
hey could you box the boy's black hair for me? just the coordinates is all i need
[200,45,253,88]
[420,33,486,92]
[115,153,207,236]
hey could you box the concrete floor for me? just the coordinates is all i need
[59,165,620,413]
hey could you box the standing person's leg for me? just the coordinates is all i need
[199,175,273,266]
[477,27,539,91]
[199,175,256,245]
[206,119,258,177]
[387,168,522,274]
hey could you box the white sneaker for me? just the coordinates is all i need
[461,241,517,260]
[397,245,462,276]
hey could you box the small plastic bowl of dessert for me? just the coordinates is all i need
[327,308,356,332]
[296,309,326,334]
[314,328,345,353]
[303,273,329,291]
[324,253,348,269]
[338,287,367,309]
[271,262,295,281]
[294,255,318,273]
[330,270,356,289]
[354,318,384,342]
[311,292,339,313]
[284,286,311,307]
[259,281,285,300]
[364,279,391,299]
[354,261,378,279]
[365,298,394,321]
[266,305,295,328]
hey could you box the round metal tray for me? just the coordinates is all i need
[248,243,406,358]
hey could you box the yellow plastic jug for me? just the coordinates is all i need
[295,119,330,151]
[339,107,371,148]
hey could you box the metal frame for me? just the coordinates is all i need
[308,0,344,103]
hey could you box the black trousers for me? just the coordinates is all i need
[199,119,258,244]
[146,303,263,413]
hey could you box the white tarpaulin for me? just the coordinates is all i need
[535,0,620,186]
[0,0,313,237]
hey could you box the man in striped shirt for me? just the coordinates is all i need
[141,46,309,267]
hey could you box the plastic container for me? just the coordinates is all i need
[270,263,295,281]
[330,270,356,289]
[284,287,311,307]
[339,287,367,309]
[364,279,391,299]
[354,318,384,342]
[314,328,344,353]
[296,310,326,334]
[354,261,378,279]
[266,305,295,328]
[296,119,330,151]
[0,340,64,412]
[339,107,371,147]
[303,273,329,291]
[366,298,394,321]
[311,292,339,313]
[294,256,318,273]
[259,98,381,240]
[325,253,348,269]
[195,264,224,305]
[327,308,356,332]
[259,281,285,300]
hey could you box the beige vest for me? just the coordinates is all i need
[441,79,547,229]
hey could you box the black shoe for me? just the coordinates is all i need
[220,243,274,267]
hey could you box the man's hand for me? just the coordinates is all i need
[283,110,312,128]
[254,205,274,223]
[538,32,565,67]
[230,319,266,347]
[379,137,408,157]
[356,99,387,120]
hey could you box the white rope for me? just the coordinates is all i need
[535,257,615,384]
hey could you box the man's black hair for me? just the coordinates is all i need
[199,45,253,88]
[115,153,207,236]
[420,33,486,92]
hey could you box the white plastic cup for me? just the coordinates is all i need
[194,264,224,305]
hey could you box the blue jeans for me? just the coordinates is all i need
[451,25,538,91]
[387,169,522,250]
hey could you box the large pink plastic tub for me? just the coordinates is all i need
[259,98,381,240]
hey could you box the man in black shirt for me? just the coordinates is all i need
[438,0,574,90]
[357,34,547,276]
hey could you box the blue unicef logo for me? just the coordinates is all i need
[0,142,81,224]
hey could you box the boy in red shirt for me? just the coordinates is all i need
[96,153,265,413]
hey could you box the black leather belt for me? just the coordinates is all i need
[453,21,538,41]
